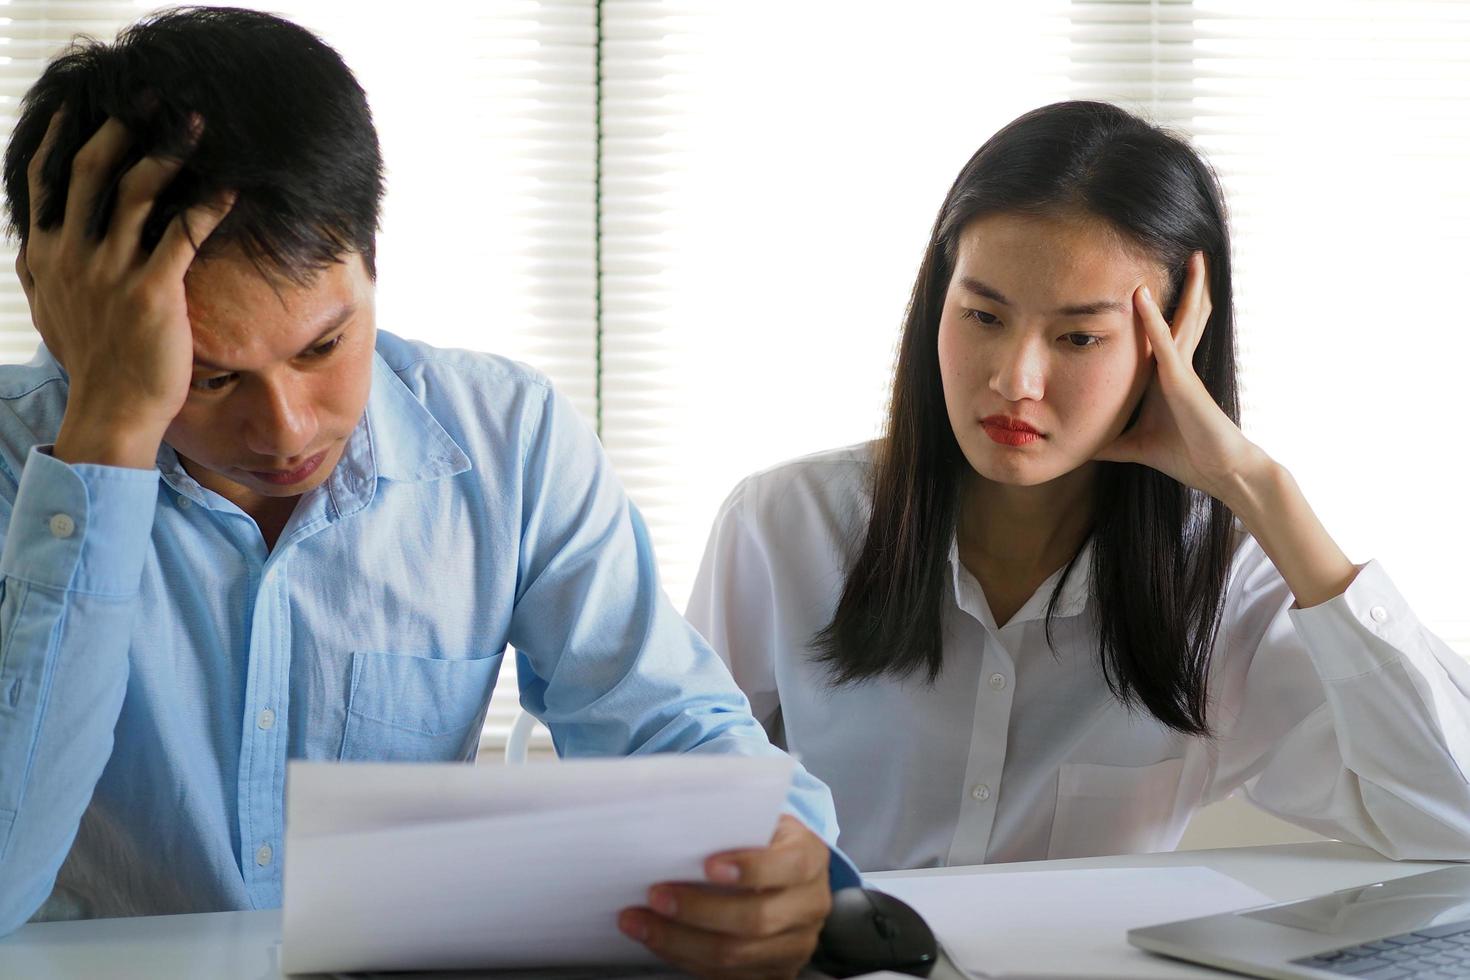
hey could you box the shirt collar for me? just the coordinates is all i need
[325,354,472,515]
[947,532,1094,630]
[358,352,471,485]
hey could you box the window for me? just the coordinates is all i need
[2,2,1465,753]
[602,0,1470,659]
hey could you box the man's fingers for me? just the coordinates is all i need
[103,152,189,266]
[621,909,815,977]
[148,189,236,283]
[26,107,67,235]
[62,117,132,240]
[647,876,830,938]
[706,818,828,891]
[106,113,203,264]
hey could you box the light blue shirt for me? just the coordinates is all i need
[0,331,853,934]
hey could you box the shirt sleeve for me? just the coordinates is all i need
[0,446,157,934]
[505,385,856,885]
[684,479,861,889]
[685,480,783,738]
[1206,543,1470,860]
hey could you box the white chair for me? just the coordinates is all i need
[503,708,546,765]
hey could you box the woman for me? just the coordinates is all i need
[686,101,1470,873]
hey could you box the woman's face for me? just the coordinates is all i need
[937,211,1167,488]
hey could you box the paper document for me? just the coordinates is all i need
[281,755,795,975]
[872,866,1271,979]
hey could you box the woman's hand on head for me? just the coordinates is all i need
[1093,252,1272,506]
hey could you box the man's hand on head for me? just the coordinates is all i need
[619,814,833,979]
[22,109,234,470]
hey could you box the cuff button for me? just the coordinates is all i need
[48,513,75,539]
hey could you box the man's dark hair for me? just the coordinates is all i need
[2,5,385,281]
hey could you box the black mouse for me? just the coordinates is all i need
[809,886,939,978]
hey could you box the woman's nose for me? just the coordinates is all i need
[990,335,1046,403]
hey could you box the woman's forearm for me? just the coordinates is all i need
[1220,457,1360,609]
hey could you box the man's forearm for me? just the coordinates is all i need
[0,448,156,934]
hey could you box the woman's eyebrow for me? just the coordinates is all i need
[958,277,1126,317]
[958,276,1011,305]
[1056,298,1128,316]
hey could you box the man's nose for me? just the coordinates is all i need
[244,380,315,459]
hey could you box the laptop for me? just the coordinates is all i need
[1127,865,1470,978]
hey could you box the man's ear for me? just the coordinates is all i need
[15,245,35,307]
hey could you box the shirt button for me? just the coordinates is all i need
[1370,605,1389,624]
[988,672,1007,692]
[176,495,192,510]
[257,708,276,731]
[255,843,273,867]
[48,513,75,538]
[971,783,991,802]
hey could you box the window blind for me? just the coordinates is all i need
[1068,0,1470,653]
[598,0,1075,607]
[599,0,1470,660]
[4,1,1466,762]
[0,2,147,361]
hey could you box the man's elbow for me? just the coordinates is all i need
[0,873,54,939]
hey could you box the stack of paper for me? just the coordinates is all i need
[281,755,795,975]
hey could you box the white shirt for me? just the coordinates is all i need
[686,443,1470,872]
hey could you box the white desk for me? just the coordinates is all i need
[0,841,1453,979]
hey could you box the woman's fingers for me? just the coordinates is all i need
[1183,252,1213,358]
[1136,284,1182,375]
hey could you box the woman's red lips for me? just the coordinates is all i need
[980,415,1043,447]
[980,415,1041,434]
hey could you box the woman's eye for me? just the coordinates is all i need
[962,308,999,326]
[1064,333,1103,349]
[191,373,238,392]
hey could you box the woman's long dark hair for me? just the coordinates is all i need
[813,101,1239,737]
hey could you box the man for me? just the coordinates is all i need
[0,8,857,976]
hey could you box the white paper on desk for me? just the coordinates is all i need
[281,755,794,975]
[872,866,1271,979]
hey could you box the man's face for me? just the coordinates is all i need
[164,249,376,512]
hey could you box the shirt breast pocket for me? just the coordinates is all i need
[338,650,503,762]
[1047,757,1187,860]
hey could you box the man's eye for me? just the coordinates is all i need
[309,336,343,358]
[962,309,999,326]
[191,373,237,392]
[1064,334,1103,349]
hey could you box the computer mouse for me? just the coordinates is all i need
[810,886,939,978]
